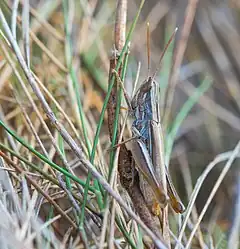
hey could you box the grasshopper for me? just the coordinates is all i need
[126,77,185,214]
[117,28,185,214]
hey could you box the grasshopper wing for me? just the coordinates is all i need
[126,138,168,207]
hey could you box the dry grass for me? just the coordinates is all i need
[0,0,240,248]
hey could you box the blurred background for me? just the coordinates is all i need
[1,0,240,248]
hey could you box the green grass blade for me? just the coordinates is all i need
[115,216,137,249]
[79,0,146,228]
[0,142,99,215]
[0,142,65,187]
[137,225,144,249]
[82,52,108,93]
[103,48,130,207]
[108,48,129,181]
[62,0,103,230]
[0,119,95,192]
[62,0,92,157]
[165,78,213,166]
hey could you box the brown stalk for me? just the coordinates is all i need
[107,0,163,247]
[163,0,199,128]
[0,10,165,245]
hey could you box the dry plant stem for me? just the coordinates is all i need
[111,2,165,246]
[228,171,240,249]
[106,0,126,139]
[100,1,127,247]
[11,0,19,39]
[108,114,128,248]
[197,9,240,112]
[109,114,129,249]
[164,0,199,127]
[57,175,90,249]
[177,150,205,249]
[0,141,100,218]
[0,40,74,182]
[62,228,73,249]
[0,151,77,229]
[57,175,81,215]
[0,108,27,170]
[133,2,169,50]
[109,187,117,249]
[4,1,67,72]
[99,114,128,249]
[185,140,240,249]
[26,215,67,244]
[108,57,163,243]
[1,15,82,186]
[18,0,64,41]
[98,202,110,249]
[175,149,240,249]
[12,87,49,157]
[22,0,30,68]
[12,88,60,207]
[182,80,240,131]
[0,10,166,249]
[32,73,84,150]
[115,0,127,51]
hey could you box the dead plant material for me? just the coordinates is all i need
[107,0,164,247]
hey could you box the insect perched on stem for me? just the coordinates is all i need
[116,25,185,214]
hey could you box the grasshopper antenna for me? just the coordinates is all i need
[147,22,151,78]
[152,27,178,80]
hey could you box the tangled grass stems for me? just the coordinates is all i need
[0,0,239,248]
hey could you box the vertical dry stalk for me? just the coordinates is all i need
[107,0,132,194]
[164,0,199,127]
[0,7,165,247]
[114,0,126,51]
[107,0,164,247]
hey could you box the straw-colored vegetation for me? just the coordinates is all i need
[0,0,240,248]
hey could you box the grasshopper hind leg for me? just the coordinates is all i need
[139,173,161,216]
